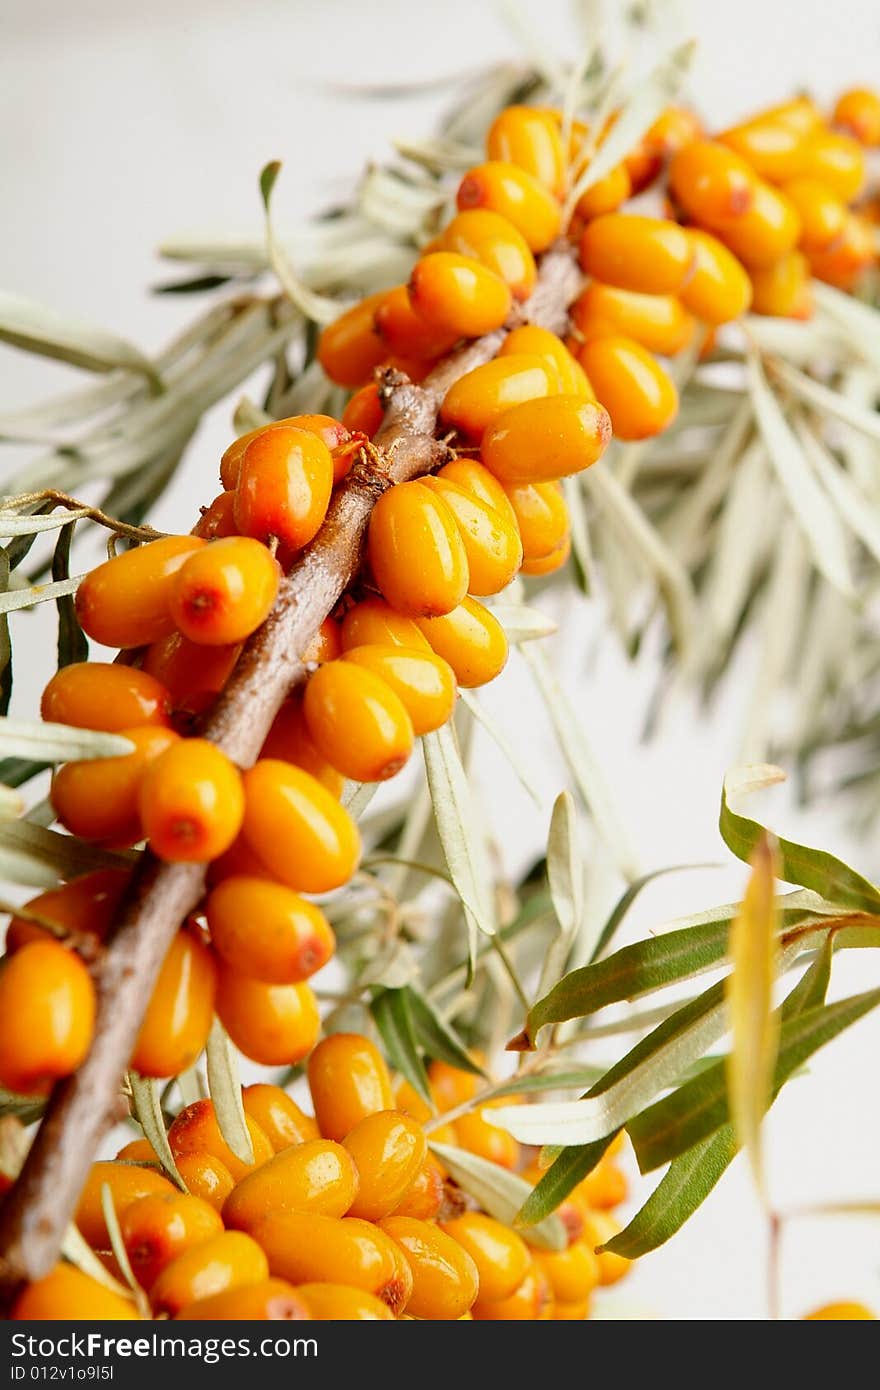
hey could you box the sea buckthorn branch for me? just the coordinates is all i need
[0,240,581,1300]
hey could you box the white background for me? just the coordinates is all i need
[2,0,880,1320]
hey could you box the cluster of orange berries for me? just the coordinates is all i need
[11,1039,631,1321]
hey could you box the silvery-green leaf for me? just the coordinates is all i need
[61,1224,136,1301]
[423,725,496,967]
[813,282,880,373]
[457,689,543,805]
[127,1072,187,1190]
[0,508,92,537]
[205,1019,254,1166]
[796,417,880,566]
[100,1183,148,1309]
[489,603,558,642]
[517,1134,617,1228]
[406,986,486,1078]
[0,785,23,820]
[562,475,594,593]
[232,397,273,435]
[393,136,479,172]
[0,820,135,889]
[0,575,84,616]
[546,791,585,940]
[0,718,132,764]
[342,780,379,820]
[430,1141,567,1251]
[769,357,880,444]
[0,290,159,384]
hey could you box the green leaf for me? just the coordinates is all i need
[516,1133,618,1228]
[127,1072,187,1190]
[205,1018,254,1166]
[371,988,432,1105]
[430,1141,566,1252]
[0,574,84,616]
[485,1067,606,1098]
[720,765,880,915]
[546,791,584,940]
[51,522,88,668]
[0,718,132,765]
[589,863,719,964]
[259,161,282,211]
[0,820,135,889]
[0,289,160,385]
[0,757,48,789]
[405,986,486,1079]
[0,1087,45,1124]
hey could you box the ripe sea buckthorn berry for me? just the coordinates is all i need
[242,1083,319,1151]
[408,252,512,338]
[194,490,239,540]
[223,1139,359,1230]
[76,1163,175,1248]
[175,1153,235,1212]
[221,417,353,491]
[138,738,244,863]
[375,286,460,361]
[434,458,518,530]
[116,1138,159,1162]
[575,163,633,222]
[121,1192,223,1289]
[150,1231,268,1317]
[75,536,205,649]
[420,475,523,595]
[367,480,469,617]
[669,140,757,225]
[804,1301,877,1321]
[168,1098,274,1183]
[571,283,695,357]
[578,337,678,441]
[342,1110,427,1220]
[750,251,812,318]
[0,940,95,1096]
[317,290,388,387]
[440,355,557,441]
[486,105,566,195]
[499,324,591,395]
[387,1152,445,1220]
[679,230,753,324]
[206,832,275,887]
[215,966,319,1066]
[715,181,802,267]
[453,1109,520,1169]
[762,97,823,136]
[799,131,866,202]
[581,1211,631,1285]
[379,1215,479,1320]
[833,87,880,145]
[719,119,809,182]
[806,211,874,288]
[504,480,568,561]
[143,633,241,719]
[441,210,537,301]
[536,1237,600,1302]
[296,1283,394,1320]
[439,1212,530,1302]
[342,382,383,438]
[414,596,508,688]
[781,178,847,248]
[234,426,333,553]
[456,162,562,252]
[206,876,334,984]
[260,694,344,798]
[553,1296,591,1320]
[242,760,360,893]
[11,1265,140,1321]
[170,538,279,647]
[303,660,415,782]
[252,1212,411,1313]
[340,597,431,652]
[428,1058,480,1111]
[130,928,217,1078]
[6,868,129,953]
[644,105,702,160]
[575,1156,629,1210]
[303,614,342,664]
[307,1032,394,1140]
[176,1278,311,1320]
[472,1262,555,1321]
[341,644,456,736]
[51,724,178,846]
[481,395,611,483]
[41,663,170,733]
[521,535,570,576]
[580,215,695,295]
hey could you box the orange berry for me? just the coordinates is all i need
[175,1152,235,1212]
[115,1138,158,1162]
[580,214,695,295]
[206,875,335,984]
[499,325,591,395]
[504,480,568,561]
[799,130,866,202]
[472,1262,554,1320]
[408,252,512,338]
[76,1162,175,1248]
[481,395,611,483]
[679,229,753,324]
[716,182,802,267]
[578,337,678,441]
[571,282,695,357]
[206,832,276,887]
[170,537,279,647]
[307,1032,394,1141]
[317,290,389,387]
[806,211,875,288]
[379,1215,479,1320]
[130,928,217,1077]
[260,693,344,797]
[719,118,810,183]
[221,417,354,491]
[804,1301,877,1321]
[341,644,457,735]
[143,632,241,719]
[457,162,562,251]
[234,426,333,553]
[553,1295,591,1320]
[781,177,847,249]
[439,1212,530,1301]
[176,1278,311,1320]
[452,1109,520,1170]
[121,1191,222,1289]
[342,382,384,438]
[520,534,570,576]
[434,457,519,530]
[535,1237,600,1302]
[576,1157,629,1210]
[302,614,342,664]
[242,759,360,893]
[11,1265,139,1321]
[150,1230,268,1317]
[834,86,880,145]
[194,490,239,540]
[302,659,414,782]
[168,1098,274,1183]
[223,1139,359,1230]
[414,597,508,688]
[342,1110,427,1221]
[340,597,432,652]
[215,966,319,1066]
[41,662,170,733]
[575,163,632,221]
[387,1152,445,1221]
[644,105,703,160]
[5,868,129,953]
[441,209,537,301]
[241,1083,319,1151]
[138,737,243,863]
[668,139,758,225]
[375,285,460,361]
[750,251,813,318]
[75,536,205,649]
[487,105,566,195]
[252,1211,411,1314]
[420,475,523,595]
[760,97,823,136]
[440,355,558,441]
[51,724,178,846]
[367,480,470,617]
[295,1283,394,1320]
[428,1058,480,1111]
[0,940,95,1096]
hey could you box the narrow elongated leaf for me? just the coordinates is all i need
[430,1141,566,1252]
[127,1072,186,1190]
[0,575,84,616]
[0,785,23,820]
[371,988,431,1105]
[205,1019,254,1166]
[0,718,132,764]
[589,863,720,964]
[261,163,340,325]
[726,835,779,1197]
[547,791,584,939]
[720,765,880,914]
[486,1067,606,1098]
[51,522,88,668]
[812,281,880,371]
[0,550,11,717]
[796,417,880,566]
[770,357,880,443]
[61,1224,136,1301]
[489,603,557,642]
[0,820,135,889]
[0,508,92,537]
[516,1133,618,1228]
[100,1184,147,1308]
[405,987,486,1078]
[0,756,48,789]
[562,474,594,593]
[0,289,159,384]
[457,689,543,805]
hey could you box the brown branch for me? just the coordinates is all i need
[0,241,581,1298]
